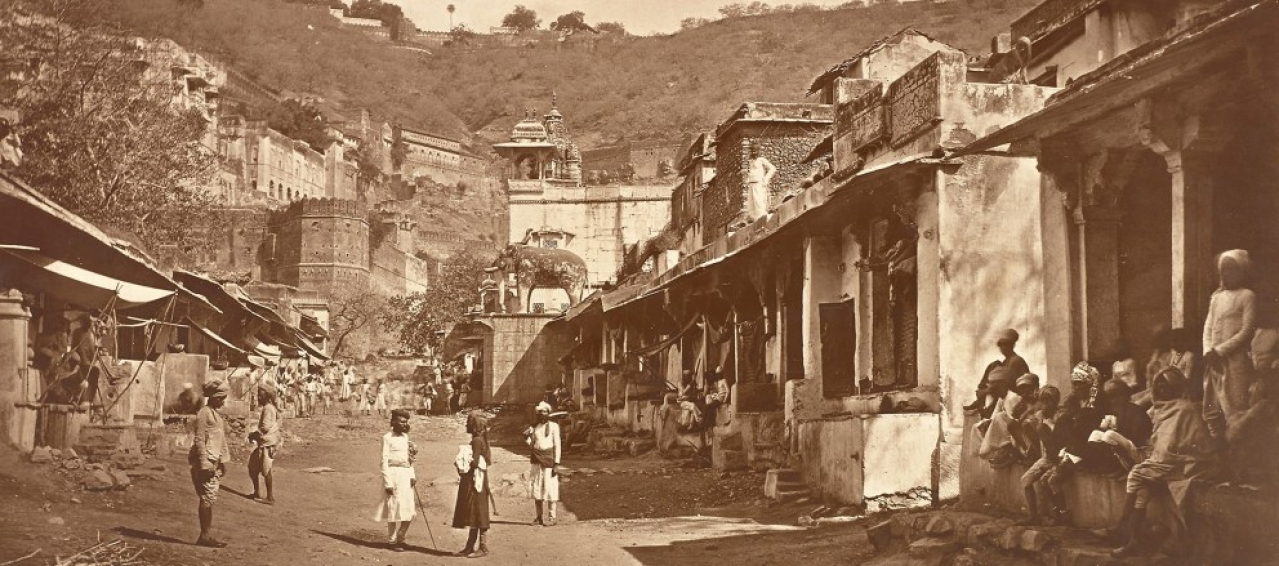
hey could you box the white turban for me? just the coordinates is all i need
[535,401,552,414]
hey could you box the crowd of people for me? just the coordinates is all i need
[970,249,1278,558]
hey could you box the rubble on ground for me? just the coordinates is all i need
[24,444,169,492]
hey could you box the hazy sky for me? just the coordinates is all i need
[390,0,856,35]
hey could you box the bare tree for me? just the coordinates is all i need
[328,289,390,358]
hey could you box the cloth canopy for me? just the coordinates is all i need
[627,316,701,359]
[0,248,174,309]
[184,317,247,355]
[293,331,330,361]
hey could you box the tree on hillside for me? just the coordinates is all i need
[679,16,712,30]
[3,0,219,256]
[349,0,403,25]
[328,288,392,358]
[389,251,488,352]
[550,11,596,34]
[501,5,540,31]
[596,21,626,35]
[718,1,775,17]
[447,24,477,46]
[264,99,331,151]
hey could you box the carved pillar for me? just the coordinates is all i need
[1179,151,1215,329]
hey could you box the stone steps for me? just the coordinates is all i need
[764,468,812,503]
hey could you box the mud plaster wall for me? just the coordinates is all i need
[936,155,1048,430]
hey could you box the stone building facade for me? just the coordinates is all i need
[582,140,682,182]
[702,103,833,238]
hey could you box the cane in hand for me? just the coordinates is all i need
[411,482,439,551]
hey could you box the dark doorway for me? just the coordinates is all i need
[1118,150,1173,366]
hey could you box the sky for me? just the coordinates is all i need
[389,0,857,35]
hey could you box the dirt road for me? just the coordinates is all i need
[0,411,874,565]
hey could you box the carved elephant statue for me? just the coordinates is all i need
[492,244,588,312]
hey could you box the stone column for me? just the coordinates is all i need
[0,290,31,449]
[1077,206,1123,360]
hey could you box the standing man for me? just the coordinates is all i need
[190,380,231,547]
[744,145,777,223]
[248,386,280,505]
[526,402,562,526]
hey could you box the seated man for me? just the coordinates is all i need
[966,329,1031,417]
[975,371,1027,468]
[1018,385,1062,525]
[1083,380,1153,472]
[1110,367,1218,558]
[1039,363,1103,525]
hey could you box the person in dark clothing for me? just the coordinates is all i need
[967,329,1031,418]
[453,412,492,558]
[1081,380,1154,472]
[1040,362,1104,526]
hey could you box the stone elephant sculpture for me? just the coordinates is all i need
[493,244,588,312]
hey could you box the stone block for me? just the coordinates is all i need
[907,538,960,565]
[50,448,62,460]
[925,514,954,536]
[867,519,895,552]
[110,471,132,489]
[63,447,78,460]
[84,470,115,491]
[1021,529,1054,552]
[891,513,916,538]
[1057,547,1120,566]
[29,446,53,464]
[998,526,1026,551]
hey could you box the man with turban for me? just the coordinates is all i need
[525,401,562,526]
[190,380,231,547]
[967,329,1031,418]
[1203,249,1257,439]
[1038,362,1104,525]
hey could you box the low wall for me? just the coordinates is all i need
[959,412,1162,528]
[795,413,940,507]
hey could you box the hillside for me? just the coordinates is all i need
[104,0,1041,149]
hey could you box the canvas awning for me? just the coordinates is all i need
[174,271,267,324]
[0,170,186,294]
[0,248,174,309]
[184,317,247,355]
[293,331,330,361]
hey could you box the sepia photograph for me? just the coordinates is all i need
[0,0,1276,563]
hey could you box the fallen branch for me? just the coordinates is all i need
[0,549,40,566]
[55,538,150,566]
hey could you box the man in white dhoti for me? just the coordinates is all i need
[526,402,562,526]
[373,409,417,551]
[744,146,777,223]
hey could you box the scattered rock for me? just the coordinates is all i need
[908,538,960,565]
[124,469,165,481]
[110,470,132,489]
[146,461,167,472]
[1020,529,1054,552]
[30,446,53,464]
[70,498,82,504]
[867,519,895,551]
[302,467,336,474]
[998,526,1025,551]
[62,459,82,470]
[84,470,116,491]
[47,517,65,526]
[50,448,62,460]
[63,447,78,460]
[925,514,954,536]
[966,522,1004,547]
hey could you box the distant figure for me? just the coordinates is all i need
[744,146,777,223]
[176,383,202,415]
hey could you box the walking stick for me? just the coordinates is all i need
[488,489,500,516]
[411,483,439,551]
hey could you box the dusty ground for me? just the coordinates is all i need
[0,409,875,565]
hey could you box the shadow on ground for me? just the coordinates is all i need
[114,527,192,546]
[622,519,874,566]
[312,530,454,557]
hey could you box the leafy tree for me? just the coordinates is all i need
[264,99,331,151]
[388,251,488,352]
[596,21,626,35]
[328,288,392,357]
[447,24,477,46]
[3,0,219,256]
[501,5,540,32]
[348,0,403,25]
[679,16,712,30]
[550,11,596,34]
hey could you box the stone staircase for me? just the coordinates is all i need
[764,468,814,504]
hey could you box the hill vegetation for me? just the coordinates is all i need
[102,0,1039,149]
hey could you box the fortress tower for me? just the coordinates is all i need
[261,198,371,295]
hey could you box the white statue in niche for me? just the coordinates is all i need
[744,145,777,222]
